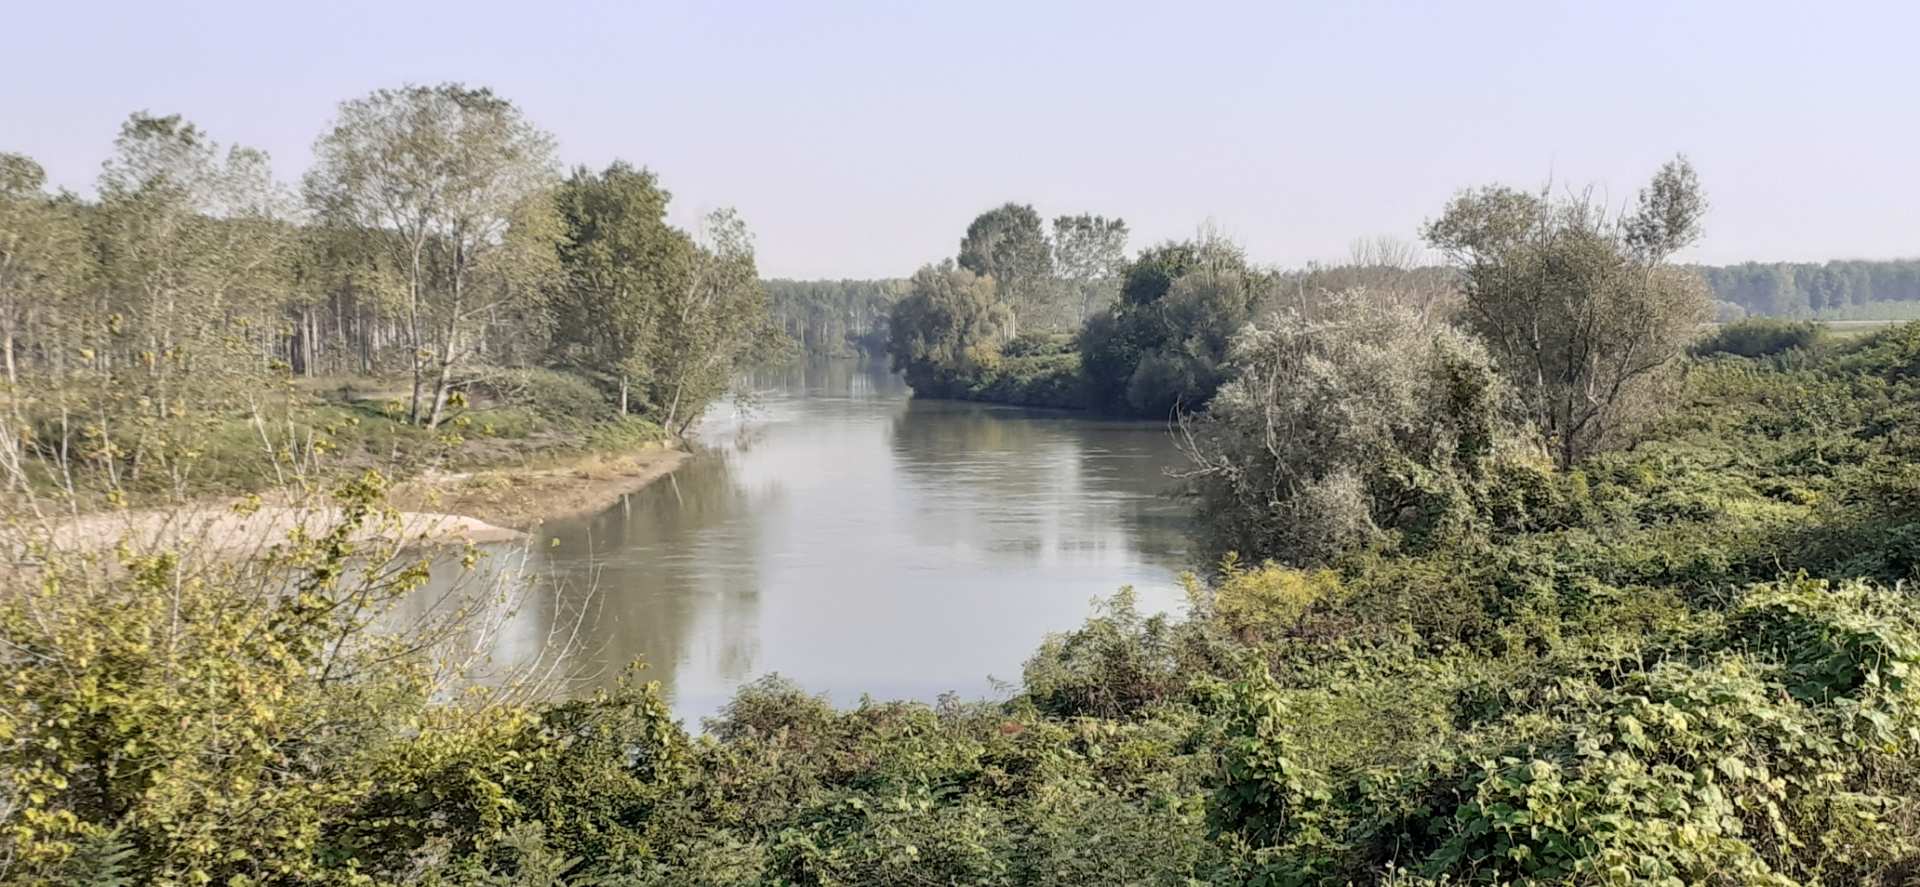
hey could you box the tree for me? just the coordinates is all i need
[305,84,560,428]
[1077,234,1267,416]
[550,162,692,415]
[1181,295,1521,566]
[1052,214,1129,324]
[0,154,83,395]
[885,261,1013,396]
[91,113,295,419]
[1273,236,1458,325]
[1425,156,1713,468]
[958,203,1054,333]
[648,208,778,435]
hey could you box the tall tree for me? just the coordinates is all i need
[550,162,691,415]
[649,209,777,434]
[957,203,1054,334]
[1425,155,1712,468]
[1051,214,1129,324]
[305,84,560,427]
[93,113,293,416]
[0,154,83,395]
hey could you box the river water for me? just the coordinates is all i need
[459,359,1194,723]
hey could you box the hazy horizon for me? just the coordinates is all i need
[5,0,1915,278]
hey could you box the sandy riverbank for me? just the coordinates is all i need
[390,445,690,529]
[30,444,690,557]
[41,502,526,556]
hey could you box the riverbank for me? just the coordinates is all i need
[28,442,690,559]
[42,501,527,556]
[390,444,689,529]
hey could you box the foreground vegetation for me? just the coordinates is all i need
[10,314,1920,885]
[9,157,1920,885]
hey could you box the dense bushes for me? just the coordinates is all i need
[1693,317,1823,358]
[1183,297,1531,565]
[959,351,1084,409]
[888,235,1277,416]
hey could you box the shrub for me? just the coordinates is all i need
[1183,295,1532,566]
[1730,577,1920,701]
[1000,331,1075,358]
[1692,317,1822,358]
[0,475,445,882]
[1021,589,1189,719]
[1207,557,1347,643]
[967,351,1084,409]
[476,367,611,422]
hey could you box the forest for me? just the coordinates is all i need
[0,83,779,513]
[763,279,903,358]
[1691,259,1920,320]
[7,89,1920,887]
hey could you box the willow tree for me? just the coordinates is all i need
[885,261,1012,397]
[1078,233,1266,416]
[305,84,560,427]
[1182,296,1520,566]
[1426,156,1712,468]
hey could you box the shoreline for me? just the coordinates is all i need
[32,444,692,557]
[389,444,691,530]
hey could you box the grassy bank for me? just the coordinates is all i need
[13,367,685,528]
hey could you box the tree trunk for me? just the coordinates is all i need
[406,250,428,425]
[426,329,458,429]
[304,308,318,377]
[2,324,16,394]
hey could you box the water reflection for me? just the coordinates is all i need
[435,359,1195,722]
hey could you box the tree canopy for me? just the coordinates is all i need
[1426,156,1713,467]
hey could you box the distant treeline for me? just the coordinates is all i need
[1692,258,1920,319]
[763,278,905,357]
[769,259,1920,364]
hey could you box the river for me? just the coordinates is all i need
[451,359,1195,723]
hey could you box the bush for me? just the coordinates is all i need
[475,367,611,422]
[1183,295,1532,566]
[0,476,444,882]
[1692,317,1822,358]
[966,351,1084,409]
[1021,589,1190,719]
[1207,557,1346,643]
[1000,331,1075,358]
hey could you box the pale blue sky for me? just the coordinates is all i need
[4,1,1915,277]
